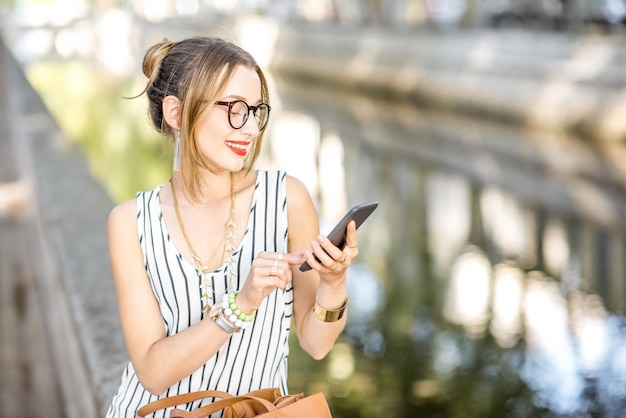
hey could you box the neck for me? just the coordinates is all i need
[172,170,237,206]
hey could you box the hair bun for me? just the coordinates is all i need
[142,40,176,78]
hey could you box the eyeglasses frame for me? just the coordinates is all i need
[214,100,271,131]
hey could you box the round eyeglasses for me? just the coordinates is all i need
[214,100,271,131]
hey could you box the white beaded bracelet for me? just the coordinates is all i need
[222,292,256,329]
[209,292,257,333]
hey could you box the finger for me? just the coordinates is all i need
[260,251,305,265]
[316,235,345,263]
[264,272,286,289]
[303,250,324,271]
[269,264,279,277]
[345,220,358,249]
[266,261,293,286]
[257,251,276,261]
[310,240,337,268]
[271,267,292,290]
[282,251,306,266]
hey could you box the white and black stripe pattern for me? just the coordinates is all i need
[106,170,291,418]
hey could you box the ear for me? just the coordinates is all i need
[162,96,182,130]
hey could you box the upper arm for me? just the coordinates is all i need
[108,200,165,369]
[285,176,320,335]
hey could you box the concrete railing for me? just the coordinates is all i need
[1,41,126,417]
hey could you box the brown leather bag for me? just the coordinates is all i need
[136,387,332,418]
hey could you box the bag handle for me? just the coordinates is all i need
[137,390,233,417]
[169,395,277,418]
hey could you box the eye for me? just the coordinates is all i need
[229,101,248,116]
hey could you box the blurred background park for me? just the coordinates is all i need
[1,0,626,417]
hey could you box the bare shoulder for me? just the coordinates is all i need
[285,175,319,242]
[108,198,137,236]
[285,175,314,211]
[107,198,144,285]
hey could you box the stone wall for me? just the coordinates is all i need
[1,41,125,418]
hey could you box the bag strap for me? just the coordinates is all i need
[274,393,303,408]
[136,390,233,417]
[169,394,277,418]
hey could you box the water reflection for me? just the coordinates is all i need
[445,247,492,337]
[20,55,626,418]
[491,263,524,349]
[270,77,626,417]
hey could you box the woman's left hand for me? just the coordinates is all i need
[304,220,359,283]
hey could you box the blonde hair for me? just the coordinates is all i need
[140,37,270,201]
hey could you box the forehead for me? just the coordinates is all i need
[219,65,262,101]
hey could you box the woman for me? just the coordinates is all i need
[105,37,358,417]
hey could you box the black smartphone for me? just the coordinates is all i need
[300,201,379,272]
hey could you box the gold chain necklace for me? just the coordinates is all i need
[171,172,237,312]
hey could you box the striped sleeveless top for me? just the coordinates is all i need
[106,170,292,418]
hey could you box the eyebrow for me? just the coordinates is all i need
[221,95,263,104]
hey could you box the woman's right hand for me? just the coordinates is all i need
[236,251,305,313]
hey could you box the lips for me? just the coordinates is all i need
[225,140,249,157]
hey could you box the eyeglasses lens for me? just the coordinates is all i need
[228,101,269,130]
[228,101,248,129]
[254,104,270,130]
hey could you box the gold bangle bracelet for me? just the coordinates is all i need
[313,299,349,322]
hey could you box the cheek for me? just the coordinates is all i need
[195,114,227,143]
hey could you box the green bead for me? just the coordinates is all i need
[230,302,237,310]
[234,308,241,316]
[239,312,246,320]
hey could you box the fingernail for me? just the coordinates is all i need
[317,235,325,242]
[311,241,318,249]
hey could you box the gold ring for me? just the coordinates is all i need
[270,265,278,276]
[340,255,348,263]
[277,252,284,261]
[348,245,358,249]
[273,258,280,267]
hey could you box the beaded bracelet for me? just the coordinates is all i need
[222,291,256,330]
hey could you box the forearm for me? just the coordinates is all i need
[133,318,231,395]
[297,280,348,359]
